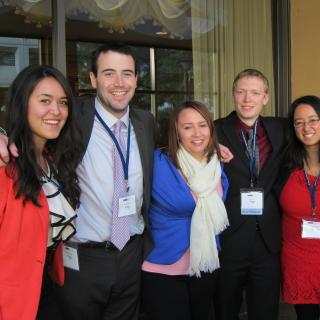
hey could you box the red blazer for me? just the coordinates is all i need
[0,168,64,320]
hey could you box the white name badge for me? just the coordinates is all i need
[301,219,320,239]
[62,244,80,271]
[240,188,264,215]
[118,194,136,217]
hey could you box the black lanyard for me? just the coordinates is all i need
[95,109,131,181]
[304,168,320,216]
[39,156,64,194]
[241,120,258,187]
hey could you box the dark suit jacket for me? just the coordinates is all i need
[215,111,287,257]
[74,96,155,257]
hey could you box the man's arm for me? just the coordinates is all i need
[0,132,18,167]
[219,143,233,163]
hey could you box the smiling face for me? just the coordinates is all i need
[294,103,320,150]
[233,76,269,126]
[89,50,137,118]
[28,77,68,152]
[177,108,211,161]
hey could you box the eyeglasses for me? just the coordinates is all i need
[293,118,320,128]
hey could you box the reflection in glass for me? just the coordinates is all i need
[156,93,193,147]
[0,47,16,66]
[156,48,193,93]
[132,47,150,91]
[131,93,151,111]
[29,48,39,65]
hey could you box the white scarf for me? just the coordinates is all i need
[177,146,229,277]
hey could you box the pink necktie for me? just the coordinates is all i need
[111,120,130,250]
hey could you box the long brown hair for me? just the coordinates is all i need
[168,100,221,169]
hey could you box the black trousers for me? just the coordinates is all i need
[216,231,280,320]
[295,304,320,320]
[36,271,63,320]
[57,236,143,320]
[142,270,219,320]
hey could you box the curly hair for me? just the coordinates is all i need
[5,65,82,208]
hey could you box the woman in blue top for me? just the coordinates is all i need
[142,100,229,320]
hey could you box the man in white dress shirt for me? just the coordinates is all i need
[53,43,155,320]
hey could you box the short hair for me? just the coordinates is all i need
[232,68,269,93]
[91,42,137,76]
[5,64,82,207]
[284,95,320,171]
[168,100,221,168]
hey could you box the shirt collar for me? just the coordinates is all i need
[94,97,130,130]
[235,116,263,138]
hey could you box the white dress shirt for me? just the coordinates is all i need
[73,98,144,242]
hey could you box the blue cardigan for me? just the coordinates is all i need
[146,149,229,264]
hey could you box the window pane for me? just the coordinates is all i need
[29,48,40,65]
[76,42,97,90]
[0,46,16,66]
[131,92,151,112]
[156,48,193,93]
[132,47,150,91]
[156,93,194,147]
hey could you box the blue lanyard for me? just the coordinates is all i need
[241,120,258,187]
[95,109,131,181]
[303,168,320,216]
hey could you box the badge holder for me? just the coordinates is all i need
[240,188,264,215]
[301,210,320,239]
[118,181,137,217]
[301,170,320,239]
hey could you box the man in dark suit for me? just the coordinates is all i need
[53,44,154,320]
[214,69,286,320]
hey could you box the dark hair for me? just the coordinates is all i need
[232,68,269,93]
[168,100,221,168]
[284,95,320,171]
[5,65,82,208]
[91,42,137,76]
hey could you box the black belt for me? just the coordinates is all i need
[77,235,139,250]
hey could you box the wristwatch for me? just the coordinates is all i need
[0,127,7,136]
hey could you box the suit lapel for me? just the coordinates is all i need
[258,117,281,175]
[129,108,148,202]
[76,96,96,154]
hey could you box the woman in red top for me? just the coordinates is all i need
[0,65,82,320]
[278,95,320,320]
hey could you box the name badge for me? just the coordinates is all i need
[301,218,320,239]
[240,188,264,215]
[62,244,80,271]
[118,194,136,217]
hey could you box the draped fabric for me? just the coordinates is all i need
[5,0,275,119]
[146,149,196,264]
[146,149,228,266]
[8,0,199,38]
[177,147,229,276]
[191,0,275,118]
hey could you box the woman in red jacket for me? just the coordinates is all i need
[0,65,82,320]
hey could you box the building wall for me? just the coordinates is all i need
[291,0,320,99]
